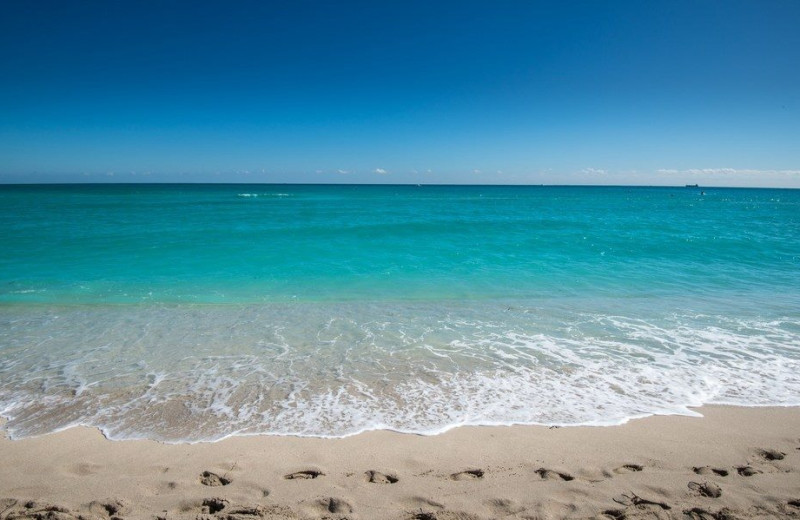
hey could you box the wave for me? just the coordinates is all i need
[0,301,798,442]
[236,193,291,198]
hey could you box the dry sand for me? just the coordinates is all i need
[1,405,799,520]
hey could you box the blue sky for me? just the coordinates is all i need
[1,1,798,186]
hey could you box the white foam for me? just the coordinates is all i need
[0,301,798,442]
[236,193,291,198]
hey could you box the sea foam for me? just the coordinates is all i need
[0,301,798,442]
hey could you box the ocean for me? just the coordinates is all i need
[0,184,798,442]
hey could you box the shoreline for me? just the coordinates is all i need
[1,405,799,519]
[5,403,795,445]
[4,299,797,444]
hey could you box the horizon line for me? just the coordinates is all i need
[0,181,797,190]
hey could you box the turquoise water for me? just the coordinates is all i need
[1,184,799,441]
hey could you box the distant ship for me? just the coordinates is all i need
[685,184,699,188]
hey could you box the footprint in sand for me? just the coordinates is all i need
[535,468,575,481]
[758,448,785,461]
[5,502,79,520]
[450,469,484,481]
[684,506,735,520]
[226,505,274,517]
[201,498,229,514]
[88,499,130,518]
[688,481,722,498]
[284,469,324,480]
[692,466,729,477]
[613,464,643,474]
[199,471,232,486]
[736,466,761,477]
[178,498,268,518]
[365,470,399,483]
[318,497,353,515]
[485,498,526,516]
[410,513,437,520]
[612,492,671,511]
[408,511,479,520]
[788,499,800,508]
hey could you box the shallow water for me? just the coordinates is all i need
[1,184,798,441]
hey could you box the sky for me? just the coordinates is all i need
[1,1,799,186]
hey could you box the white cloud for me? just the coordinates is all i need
[658,168,800,176]
[581,167,607,175]
[373,168,388,174]
[472,169,481,174]
[336,169,350,174]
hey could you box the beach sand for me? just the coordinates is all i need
[1,405,799,519]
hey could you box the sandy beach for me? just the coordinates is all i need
[3,0,799,517]
[0,405,798,519]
